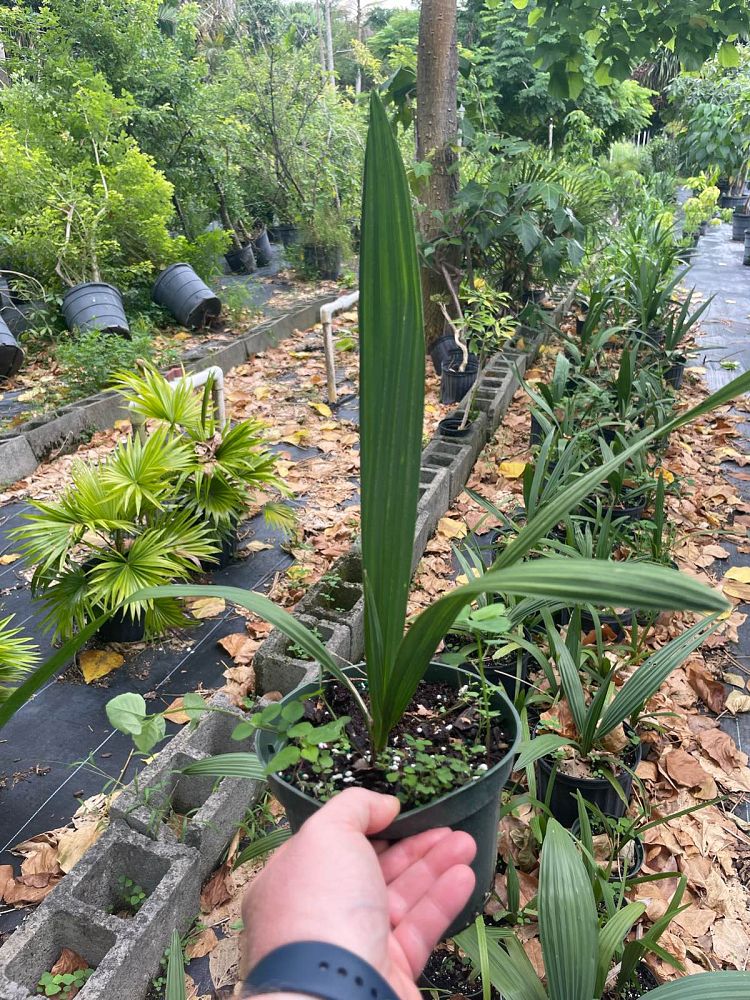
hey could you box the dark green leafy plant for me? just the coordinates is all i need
[37,967,94,998]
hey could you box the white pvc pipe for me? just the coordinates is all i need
[129,364,226,439]
[320,291,359,403]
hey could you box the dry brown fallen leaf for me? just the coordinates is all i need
[662,749,713,789]
[51,948,90,976]
[218,633,257,665]
[163,697,191,725]
[725,690,750,714]
[79,649,125,683]
[208,935,240,991]
[186,926,219,960]
[200,864,233,913]
[686,663,727,713]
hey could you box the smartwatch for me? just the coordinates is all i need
[242,941,400,1000]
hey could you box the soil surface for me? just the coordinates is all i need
[419,950,489,998]
[278,679,512,807]
[601,963,659,998]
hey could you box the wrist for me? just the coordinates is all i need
[245,994,310,1000]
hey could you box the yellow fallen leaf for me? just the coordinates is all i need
[499,460,527,479]
[281,430,308,446]
[425,404,438,414]
[244,540,273,552]
[725,690,750,714]
[188,597,226,619]
[724,673,747,689]
[254,386,270,400]
[319,421,338,431]
[113,419,131,431]
[722,580,750,602]
[310,402,333,418]
[0,552,21,565]
[163,697,191,725]
[437,517,467,540]
[79,649,125,683]
[725,567,750,583]
[56,822,104,873]
[653,466,675,484]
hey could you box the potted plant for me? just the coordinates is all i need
[456,820,750,999]
[301,204,350,281]
[437,278,516,411]
[12,428,218,642]
[132,94,736,936]
[518,614,720,827]
[656,287,713,390]
[111,366,294,568]
[0,613,38,704]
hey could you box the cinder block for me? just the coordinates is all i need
[422,438,475,502]
[168,691,256,757]
[413,509,432,572]
[295,556,365,660]
[197,338,249,374]
[499,347,528,380]
[0,434,38,484]
[22,407,90,461]
[109,745,263,879]
[254,615,352,695]
[76,392,129,433]
[417,466,451,524]
[0,903,134,1000]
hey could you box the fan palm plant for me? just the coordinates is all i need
[12,428,218,640]
[0,614,38,703]
[111,366,294,542]
[456,820,750,1000]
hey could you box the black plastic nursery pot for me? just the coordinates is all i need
[437,415,474,438]
[570,821,645,882]
[721,194,747,211]
[303,243,342,281]
[665,354,687,389]
[732,211,750,242]
[430,334,460,376]
[199,525,238,572]
[0,314,24,379]
[152,263,222,330]
[579,608,635,641]
[440,352,479,404]
[225,243,257,274]
[418,952,483,999]
[463,650,531,703]
[96,607,146,644]
[256,661,521,938]
[252,228,274,267]
[743,232,750,266]
[62,282,130,337]
[535,731,642,829]
[269,223,299,247]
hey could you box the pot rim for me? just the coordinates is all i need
[62,281,123,302]
[535,721,641,787]
[258,661,521,824]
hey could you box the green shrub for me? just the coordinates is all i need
[55,323,155,400]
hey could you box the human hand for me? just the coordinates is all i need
[241,788,476,1000]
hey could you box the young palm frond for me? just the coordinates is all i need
[0,615,39,703]
[99,427,197,519]
[111,366,203,434]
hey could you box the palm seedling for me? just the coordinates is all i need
[0,614,38,703]
[456,819,750,999]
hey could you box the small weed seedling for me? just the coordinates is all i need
[38,968,94,997]
[288,626,323,660]
[115,874,147,915]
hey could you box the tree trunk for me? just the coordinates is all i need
[416,0,460,348]
[314,0,327,77]
[323,0,335,87]
[0,39,9,88]
[355,0,362,95]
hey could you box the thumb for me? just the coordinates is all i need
[311,788,401,836]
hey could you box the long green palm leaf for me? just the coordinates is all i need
[539,820,597,1000]
[645,973,750,998]
[359,92,425,750]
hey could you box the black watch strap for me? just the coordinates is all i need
[242,941,400,1000]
